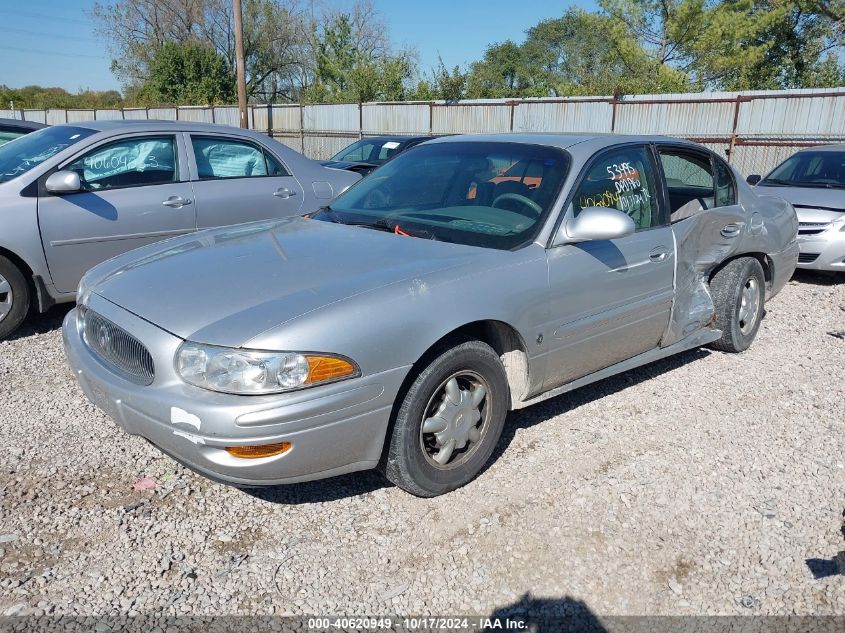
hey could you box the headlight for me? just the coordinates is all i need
[175,342,359,394]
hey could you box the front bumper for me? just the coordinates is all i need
[797,225,845,272]
[62,298,409,487]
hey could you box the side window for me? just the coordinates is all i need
[340,142,375,162]
[264,151,290,177]
[714,159,736,207]
[573,146,660,230]
[192,137,270,180]
[67,137,177,191]
[658,149,715,222]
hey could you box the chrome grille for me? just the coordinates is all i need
[798,222,831,235]
[82,309,155,385]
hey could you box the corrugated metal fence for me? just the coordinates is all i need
[4,87,844,176]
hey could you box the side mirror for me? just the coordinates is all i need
[746,174,761,186]
[557,206,636,244]
[45,170,82,194]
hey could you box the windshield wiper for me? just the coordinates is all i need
[348,218,439,241]
[760,178,793,186]
[313,207,438,240]
[797,182,845,189]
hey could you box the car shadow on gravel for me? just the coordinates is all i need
[489,592,606,632]
[489,347,712,468]
[247,348,711,504]
[7,304,73,341]
[244,470,389,505]
[790,270,844,286]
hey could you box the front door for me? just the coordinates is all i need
[38,134,196,293]
[544,144,675,390]
[186,134,305,229]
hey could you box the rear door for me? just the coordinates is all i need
[656,145,747,345]
[38,133,196,293]
[186,133,304,229]
[543,143,675,389]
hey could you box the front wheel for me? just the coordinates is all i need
[708,257,765,353]
[382,340,509,497]
[0,256,30,341]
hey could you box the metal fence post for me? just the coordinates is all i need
[727,96,742,164]
[610,97,618,133]
[299,103,305,154]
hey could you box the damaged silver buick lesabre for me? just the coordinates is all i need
[63,134,798,497]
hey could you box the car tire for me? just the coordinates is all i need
[708,257,765,353]
[0,256,30,341]
[382,339,509,497]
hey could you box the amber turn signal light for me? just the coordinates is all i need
[225,442,292,459]
[305,355,358,384]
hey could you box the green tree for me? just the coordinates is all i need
[136,42,236,105]
[0,85,124,109]
[410,58,469,101]
[710,0,845,89]
[600,0,845,89]
[305,13,414,102]
[464,9,691,99]
[92,0,311,102]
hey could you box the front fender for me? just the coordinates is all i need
[244,245,550,393]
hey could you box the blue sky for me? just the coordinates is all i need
[0,0,593,93]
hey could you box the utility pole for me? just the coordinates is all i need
[233,0,248,129]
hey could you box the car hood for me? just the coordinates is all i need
[89,218,487,347]
[756,184,845,217]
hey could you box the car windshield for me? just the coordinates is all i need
[331,138,406,165]
[318,141,569,250]
[0,126,95,184]
[761,150,845,188]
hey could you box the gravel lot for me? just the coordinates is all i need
[0,272,843,619]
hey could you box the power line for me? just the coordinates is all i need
[4,27,98,43]
[3,8,91,26]
[0,45,105,60]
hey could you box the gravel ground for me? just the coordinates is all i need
[0,271,843,619]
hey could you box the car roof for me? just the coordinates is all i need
[794,144,845,153]
[426,133,705,151]
[0,118,47,130]
[50,120,254,134]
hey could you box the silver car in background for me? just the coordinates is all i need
[0,121,360,339]
[747,144,845,273]
[64,134,798,497]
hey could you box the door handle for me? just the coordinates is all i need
[649,248,669,263]
[273,188,296,199]
[721,223,742,238]
[162,196,192,208]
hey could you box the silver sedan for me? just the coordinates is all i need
[747,144,845,273]
[0,121,360,339]
[64,134,798,496]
